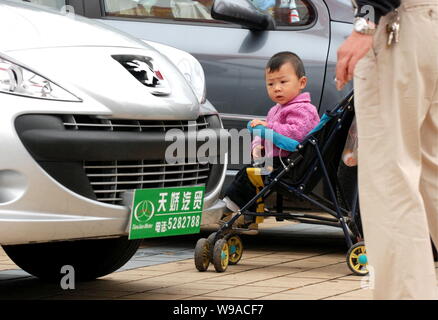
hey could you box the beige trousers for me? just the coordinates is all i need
[354,0,438,300]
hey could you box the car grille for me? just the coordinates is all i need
[84,160,210,205]
[62,115,209,132]
[60,115,212,205]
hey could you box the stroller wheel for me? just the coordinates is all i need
[226,235,243,265]
[346,241,369,276]
[194,238,210,272]
[207,232,218,260]
[213,239,229,272]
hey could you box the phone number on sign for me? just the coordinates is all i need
[163,215,201,231]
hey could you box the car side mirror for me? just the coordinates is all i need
[211,0,275,31]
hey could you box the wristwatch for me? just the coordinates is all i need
[353,17,376,35]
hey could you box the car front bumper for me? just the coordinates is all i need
[0,94,227,245]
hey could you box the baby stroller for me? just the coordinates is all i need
[194,91,369,276]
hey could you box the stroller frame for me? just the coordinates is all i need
[194,91,368,275]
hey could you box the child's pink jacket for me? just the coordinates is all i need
[251,92,320,158]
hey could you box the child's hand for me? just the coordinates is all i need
[250,119,268,128]
[252,145,264,159]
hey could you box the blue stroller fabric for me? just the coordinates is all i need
[247,113,333,152]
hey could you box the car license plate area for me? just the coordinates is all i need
[128,186,205,240]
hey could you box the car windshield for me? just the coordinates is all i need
[104,0,213,20]
[16,0,66,10]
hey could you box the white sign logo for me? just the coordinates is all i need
[134,200,155,223]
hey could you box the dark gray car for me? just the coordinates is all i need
[88,1,354,112]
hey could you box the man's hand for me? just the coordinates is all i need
[336,31,374,90]
[250,119,268,128]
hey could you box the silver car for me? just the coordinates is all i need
[0,0,227,281]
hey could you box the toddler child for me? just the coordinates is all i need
[222,51,320,226]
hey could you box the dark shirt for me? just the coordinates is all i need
[353,0,401,24]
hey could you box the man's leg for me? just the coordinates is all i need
[354,6,438,299]
[420,92,438,257]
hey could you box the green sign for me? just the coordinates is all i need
[128,186,205,240]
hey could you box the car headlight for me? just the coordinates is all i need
[143,41,207,104]
[176,56,206,104]
[0,56,81,102]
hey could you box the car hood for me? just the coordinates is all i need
[0,0,147,51]
[5,46,200,120]
[0,1,200,120]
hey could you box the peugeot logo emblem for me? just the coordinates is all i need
[112,55,171,96]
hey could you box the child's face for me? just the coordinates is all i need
[265,62,307,105]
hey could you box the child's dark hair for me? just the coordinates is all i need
[266,51,306,78]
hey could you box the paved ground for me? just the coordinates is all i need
[0,219,437,300]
